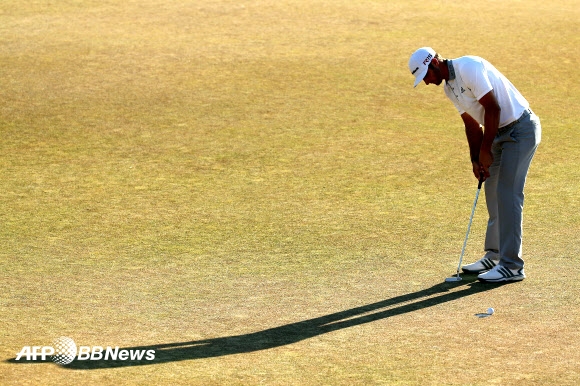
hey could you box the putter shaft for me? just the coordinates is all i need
[454,177,484,275]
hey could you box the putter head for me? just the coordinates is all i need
[444,276,462,282]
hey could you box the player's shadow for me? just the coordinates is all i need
[8,277,507,369]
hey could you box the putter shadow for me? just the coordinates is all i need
[8,278,509,369]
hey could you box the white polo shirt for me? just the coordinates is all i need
[444,56,529,128]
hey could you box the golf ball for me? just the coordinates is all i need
[487,307,495,315]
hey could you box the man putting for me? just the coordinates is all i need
[408,47,541,282]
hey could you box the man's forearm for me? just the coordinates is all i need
[466,126,483,162]
[482,109,500,152]
[462,113,484,161]
[479,90,501,152]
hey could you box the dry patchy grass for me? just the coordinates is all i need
[1,0,579,385]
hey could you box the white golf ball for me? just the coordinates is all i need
[487,307,495,315]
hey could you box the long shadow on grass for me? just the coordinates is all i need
[8,277,509,369]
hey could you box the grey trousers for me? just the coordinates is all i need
[483,110,541,269]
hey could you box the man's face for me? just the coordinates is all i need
[423,62,443,86]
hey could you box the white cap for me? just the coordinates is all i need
[408,47,436,87]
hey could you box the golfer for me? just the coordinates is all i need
[408,47,541,282]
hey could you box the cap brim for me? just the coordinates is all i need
[413,67,428,88]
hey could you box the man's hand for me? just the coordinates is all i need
[472,161,482,180]
[478,149,493,179]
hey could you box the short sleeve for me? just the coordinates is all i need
[461,59,493,100]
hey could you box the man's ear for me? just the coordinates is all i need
[430,57,439,68]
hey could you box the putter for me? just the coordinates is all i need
[445,175,484,282]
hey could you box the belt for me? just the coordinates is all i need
[498,108,532,134]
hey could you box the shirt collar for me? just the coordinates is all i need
[447,60,456,81]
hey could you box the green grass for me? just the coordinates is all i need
[1,0,580,385]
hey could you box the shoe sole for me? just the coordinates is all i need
[478,276,525,283]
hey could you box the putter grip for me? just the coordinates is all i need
[478,175,484,190]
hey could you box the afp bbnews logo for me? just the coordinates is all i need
[15,337,155,365]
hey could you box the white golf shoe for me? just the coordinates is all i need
[477,265,526,283]
[462,256,498,274]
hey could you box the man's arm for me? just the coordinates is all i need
[461,112,484,180]
[477,90,501,178]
